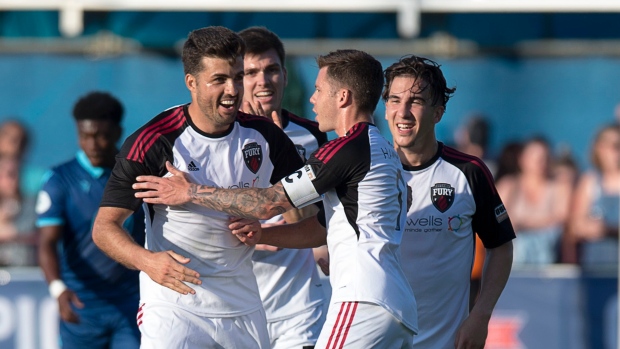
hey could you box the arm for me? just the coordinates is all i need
[568,174,607,240]
[455,240,513,349]
[230,214,326,249]
[134,161,295,220]
[38,225,83,323]
[92,206,201,295]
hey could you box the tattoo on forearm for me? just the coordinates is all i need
[188,183,288,219]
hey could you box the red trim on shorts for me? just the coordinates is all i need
[326,302,358,349]
[137,303,145,327]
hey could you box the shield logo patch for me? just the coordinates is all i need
[243,142,263,174]
[430,183,455,213]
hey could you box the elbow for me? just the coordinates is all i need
[91,218,105,248]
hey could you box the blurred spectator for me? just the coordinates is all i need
[494,141,523,183]
[496,136,571,265]
[0,155,37,266]
[567,123,620,268]
[454,114,496,309]
[0,119,29,160]
[454,113,497,175]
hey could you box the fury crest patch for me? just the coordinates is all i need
[430,183,455,213]
[243,142,263,174]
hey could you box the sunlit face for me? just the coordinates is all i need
[76,119,121,167]
[385,75,443,150]
[309,67,338,133]
[243,49,287,117]
[0,157,19,197]
[0,122,26,158]
[187,56,244,133]
[595,128,620,172]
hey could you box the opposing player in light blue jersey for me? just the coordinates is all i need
[37,91,145,349]
[134,49,418,348]
[239,26,328,349]
[383,55,515,349]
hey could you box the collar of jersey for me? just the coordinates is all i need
[402,142,443,172]
[76,150,106,178]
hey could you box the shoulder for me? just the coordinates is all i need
[313,123,369,164]
[120,105,187,163]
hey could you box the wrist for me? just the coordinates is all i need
[48,279,67,299]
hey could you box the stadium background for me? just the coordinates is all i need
[0,2,619,348]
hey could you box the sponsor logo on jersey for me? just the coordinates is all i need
[448,214,465,232]
[430,183,455,213]
[242,142,263,174]
[494,204,508,223]
[295,144,307,160]
[187,161,199,171]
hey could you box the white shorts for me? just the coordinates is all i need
[268,305,325,349]
[315,302,414,349]
[138,301,270,349]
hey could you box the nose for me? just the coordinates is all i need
[310,91,316,105]
[396,102,411,119]
[227,79,241,96]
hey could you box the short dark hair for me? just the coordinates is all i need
[72,91,123,124]
[238,26,285,66]
[383,55,456,109]
[316,49,383,114]
[182,26,246,76]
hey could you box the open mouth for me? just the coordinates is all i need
[220,99,236,110]
[397,123,413,131]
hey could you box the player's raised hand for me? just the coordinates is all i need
[57,289,84,323]
[241,101,283,129]
[229,217,262,246]
[134,161,193,206]
[141,250,201,295]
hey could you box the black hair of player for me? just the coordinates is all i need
[317,49,384,114]
[182,26,246,76]
[383,55,456,110]
[72,91,124,125]
[238,26,286,66]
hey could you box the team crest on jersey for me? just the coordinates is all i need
[430,183,455,213]
[242,142,263,174]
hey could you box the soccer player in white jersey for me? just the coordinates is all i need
[134,49,418,348]
[383,55,515,349]
[238,26,328,349]
[92,26,304,348]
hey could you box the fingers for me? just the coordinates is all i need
[165,161,182,175]
[318,258,330,276]
[71,293,84,309]
[167,250,191,265]
[134,175,162,185]
[270,110,283,129]
[241,101,257,115]
[254,244,281,252]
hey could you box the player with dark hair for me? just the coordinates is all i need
[383,55,515,348]
[92,26,304,348]
[239,26,328,349]
[134,49,418,348]
[37,91,145,349]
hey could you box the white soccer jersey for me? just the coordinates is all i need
[100,105,304,317]
[401,142,515,349]
[253,110,328,321]
[281,122,417,333]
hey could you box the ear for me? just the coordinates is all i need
[185,74,196,92]
[337,88,351,108]
[433,105,445,124]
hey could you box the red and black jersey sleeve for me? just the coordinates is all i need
[442,145,516,249]
[100,106,187,211]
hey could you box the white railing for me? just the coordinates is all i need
[2,0,620,38]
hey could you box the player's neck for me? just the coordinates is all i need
[336,109,372,137]
[398,139,438,167]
